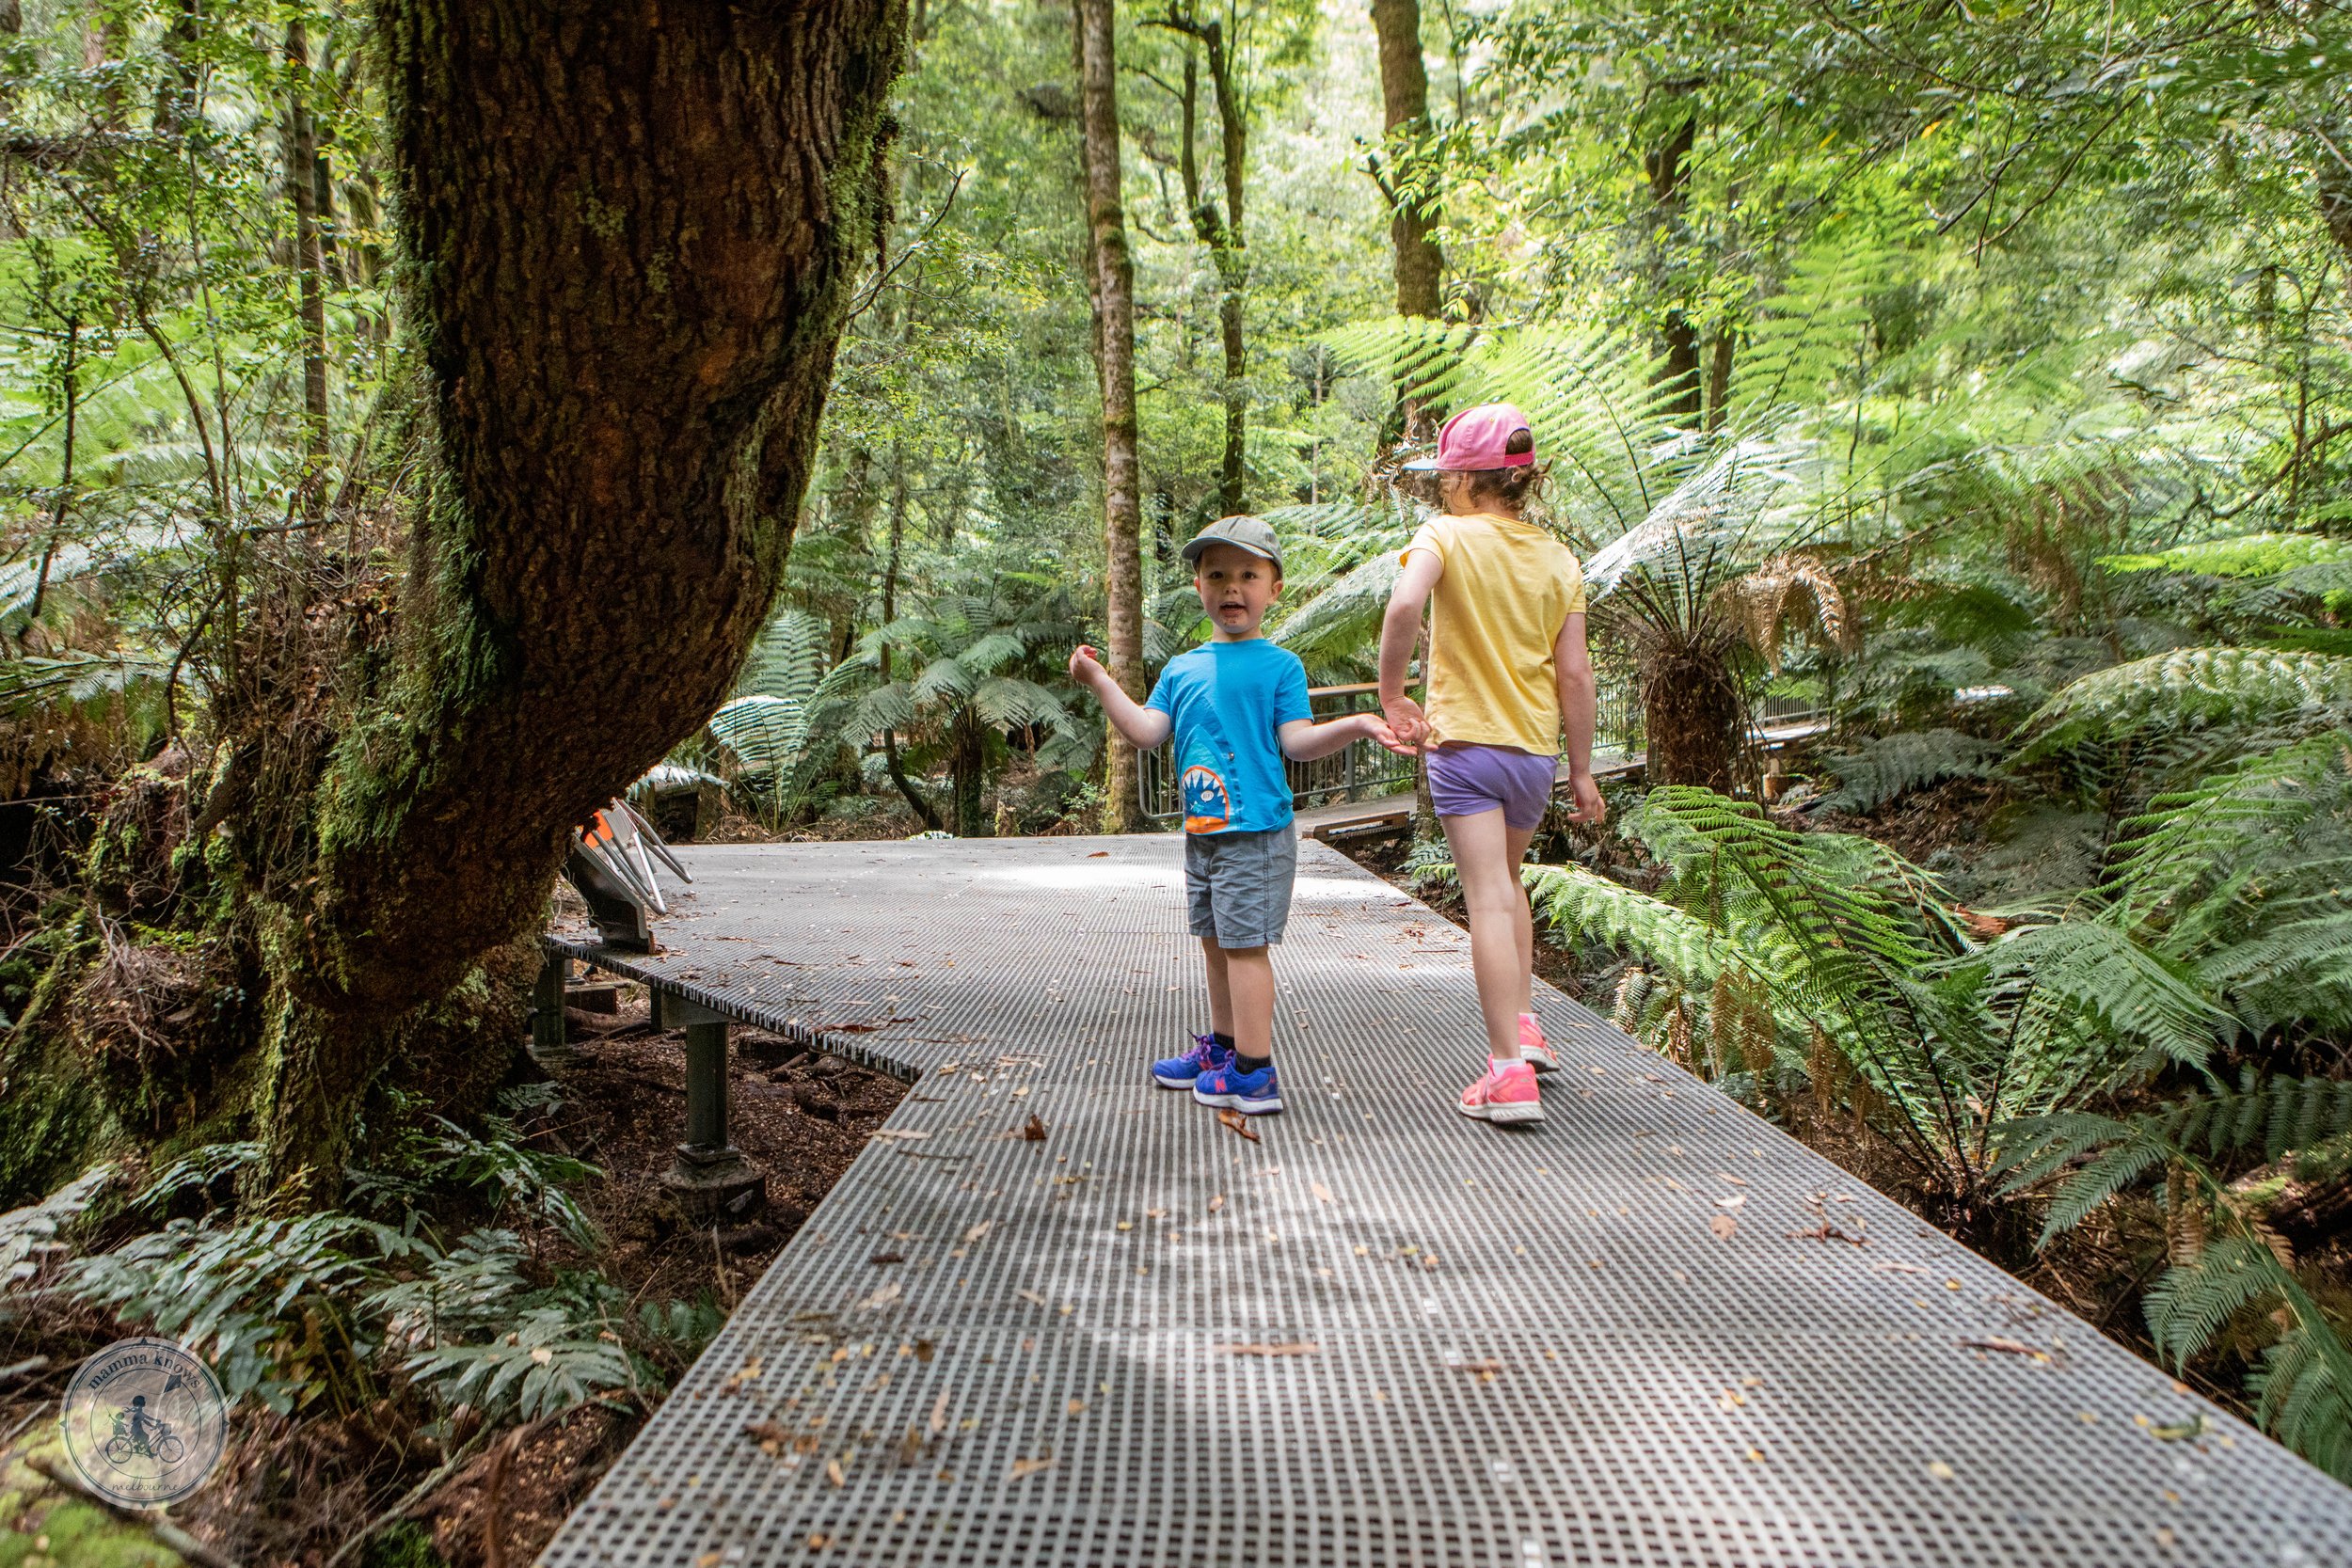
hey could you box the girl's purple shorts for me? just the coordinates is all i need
[1426,742,1556,829]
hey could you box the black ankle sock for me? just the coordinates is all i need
[1235,1053,1272,1075]
[1213,1032,1235,1048]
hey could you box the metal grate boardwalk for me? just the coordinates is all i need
[538,837,2352,1567]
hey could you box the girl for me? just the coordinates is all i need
[1377,404,1605,1125]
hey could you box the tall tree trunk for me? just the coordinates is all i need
[1645,114,1702,420]
[1075,0,1145,832]
[285,21,329,512]
[880,457,942,832]
[1164,15,1248,515]
[1370,0,1443,438]
[229,0,908,1199]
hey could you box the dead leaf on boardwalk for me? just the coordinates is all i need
[869,1253,905,1267]
[1709,1214,1739,1241]
[745,1420,792,1455]
[855,1281,902,1312]
[1715,1173,1749,1186]
[1016,1288,1047,1307]
[1219,1342,1321,1357]
[826,1459,847,1488]
[898,1426,926,1465]
[1216,1110,1261,1143]
[1312,1181,1335,1206]
[1874,1261,1927,1275]
[930,1391,950,1437]
[1961,1336,2052,1363]
[1022,1114,1049,1142]
[1453,1359,1504,1375]
[1208,1194,1226,1213]
[964,1220,993,1244]
[1087,850,1109,858]
[871,1129,930,1142]
[1009,1455,1057,1481]
[1715,1195,1746,1209]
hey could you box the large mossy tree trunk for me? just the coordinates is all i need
[1642,642,1743,792]
[1369,0,1445,436]
[233,0,908,1199]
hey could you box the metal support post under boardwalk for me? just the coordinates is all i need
[654,990,765,1225]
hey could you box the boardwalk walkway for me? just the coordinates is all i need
[539,837,2352,1567]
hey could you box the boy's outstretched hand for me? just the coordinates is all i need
[1068,643,1107,689]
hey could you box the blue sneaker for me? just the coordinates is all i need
[1193,1060,1284,1115]
[1152,1033,1231,1089]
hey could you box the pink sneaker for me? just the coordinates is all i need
[1459,1058,1544,1124]
[1518,1013,1558,1073]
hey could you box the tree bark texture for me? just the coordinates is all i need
[1167,16,1248,515]
[1369,0,1442,438]
[2318,125,2352,289]
[1075,0,1146,832]
[240,0,907,1193]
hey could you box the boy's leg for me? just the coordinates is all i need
[1220,943,1276,1061]
[1440,807,1541,1060]
[1200,938,1235,1040]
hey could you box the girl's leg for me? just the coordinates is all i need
[1200,938,1234,1040]
[1439,808,1541,1060]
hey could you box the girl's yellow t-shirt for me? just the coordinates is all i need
[1400,511,1588,755]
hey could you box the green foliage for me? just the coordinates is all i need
[0,1164,112,1285]
[2104,534,2352,579]
[1812,729,2000,814]
[704,608,833,818]
[2018,648,2352,762]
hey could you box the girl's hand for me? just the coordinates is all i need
[1069,644,1106,688]
[1361,714,1413,756]
[1382,693,1427,749]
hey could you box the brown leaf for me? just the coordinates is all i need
[1087,850,1109,858]
[897,1425,925,1465]
[826,1459,847,1488]
[744,1420,792,1455]
[930,1390,950,1436]
[1008,1455,1056,1481]
[1311,1181,1335,1206]
[1960,1336,2052,1362]
[1709,1214,1739,1240]
[1016,1288,1047,1307]
[1216,1109,1261,1143]
[1207,1194,1226,1213]
[869,1252,906,1266]
[963,1220,993,1243]
[1218,1342,1320,1357]
[854,1280,901,1312]
[1715,1173,1749,1186]
[1453,1359,1504,1374]
[1022,1114,1048,1142]
[871,1129,930,1141]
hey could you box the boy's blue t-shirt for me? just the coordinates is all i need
[1146,639,1311,834]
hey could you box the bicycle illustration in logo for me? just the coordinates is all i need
[59,1337,228,1507]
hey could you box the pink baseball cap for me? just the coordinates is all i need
[1402,402,1536,471]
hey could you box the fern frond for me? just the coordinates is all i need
[1975,921,2233,1071]
[1813,729,2000,814]
[2018,647,2352,759]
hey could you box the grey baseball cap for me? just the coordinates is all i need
[1181,515,1283,570]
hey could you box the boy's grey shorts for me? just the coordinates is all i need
[1184,824,1298,949]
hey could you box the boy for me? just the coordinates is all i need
[1071,515,1393,1114]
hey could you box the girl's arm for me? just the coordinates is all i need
[1070,645,1172,750]
[1377,549,1445,746]
[1553,612,1605,824]
[1278,711,1395,763]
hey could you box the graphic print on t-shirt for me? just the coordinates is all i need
[1182,766,1232,833]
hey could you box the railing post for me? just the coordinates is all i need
[654,990,767,1224]
[530,948,573,1068]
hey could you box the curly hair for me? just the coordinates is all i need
[1459,426,1546,509]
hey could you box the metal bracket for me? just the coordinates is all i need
[652,990,765,1223]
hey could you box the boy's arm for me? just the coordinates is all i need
[1553,612,1605,824]
[1279,711,1395,763]
[1069,644,1172,750]
[1377,549,1445,746]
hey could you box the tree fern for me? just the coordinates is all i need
[2102,532,2352,578]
